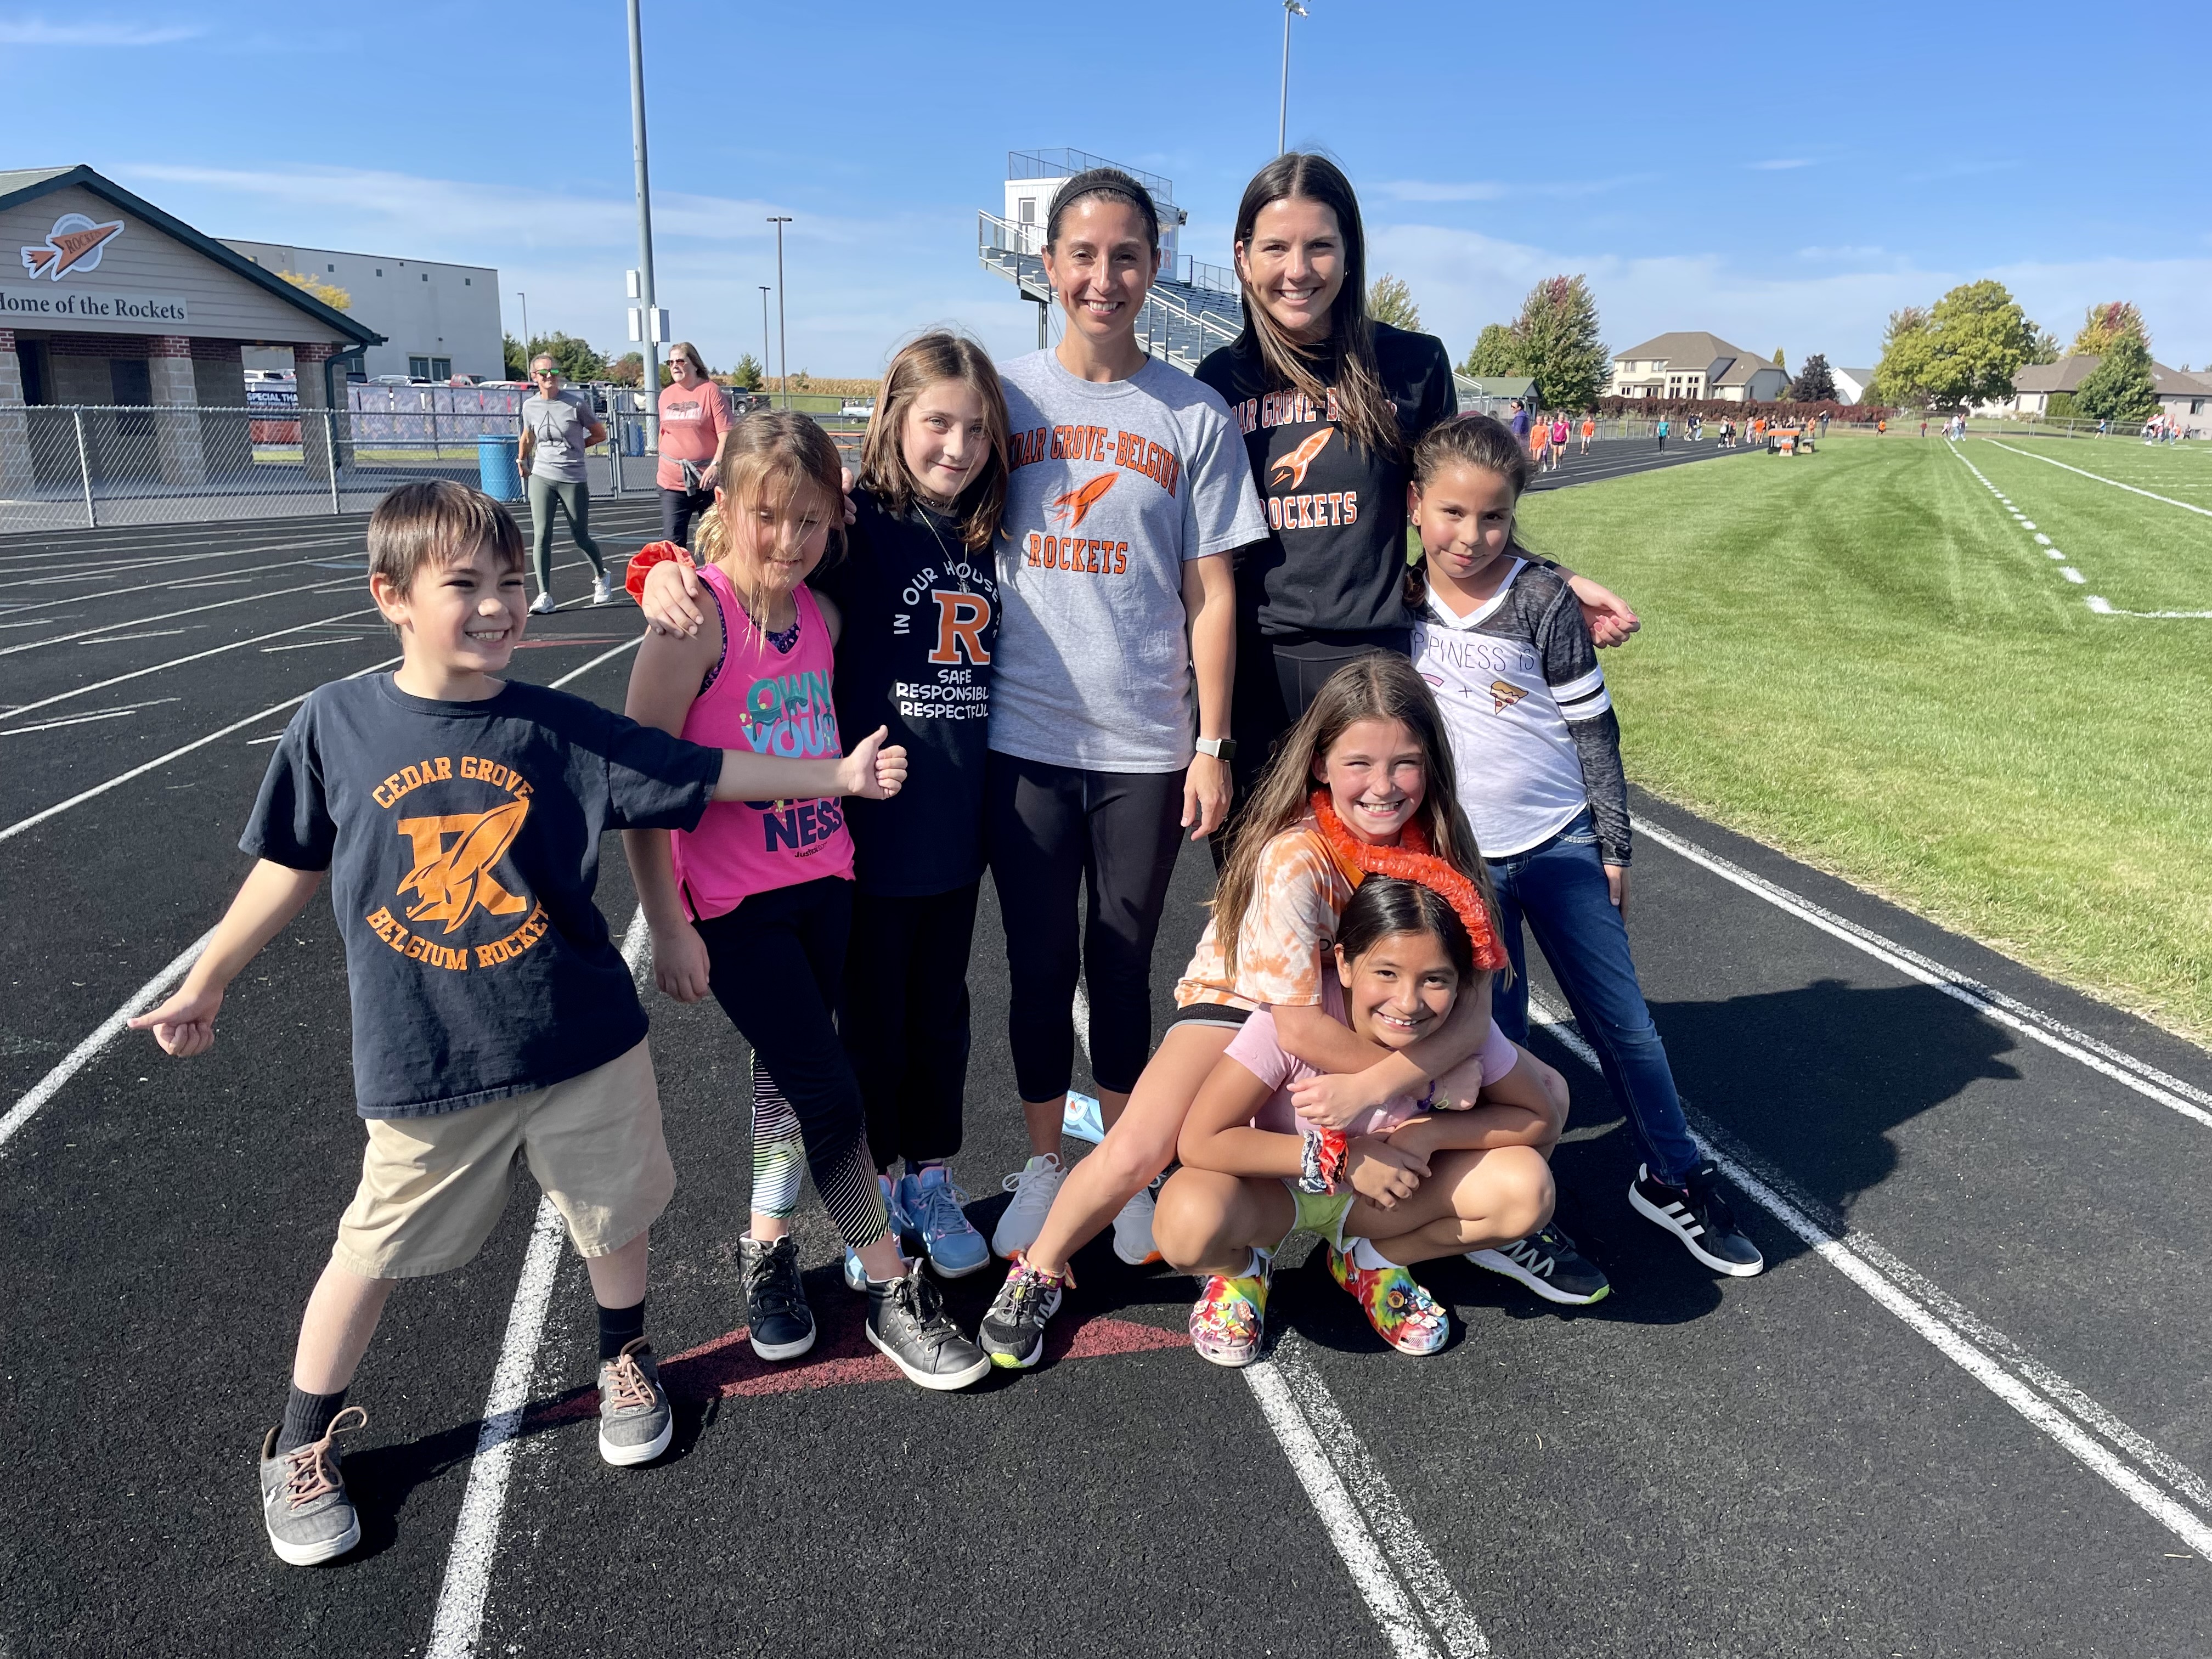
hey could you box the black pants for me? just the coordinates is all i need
[843,881,980,1172]
[659,484,714,550]
[985,752,1183,1100]
[692,877,889,1251]
[1219,623,1411,858]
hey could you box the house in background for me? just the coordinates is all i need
[220,240,501,383]
[1972,356,2212,422]
[1607,332,1792,402]
[1832,366,1877,404]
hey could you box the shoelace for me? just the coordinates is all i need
[603,1341,658,1413]
[1000,1157,1060,1197]
[746,1242,804,1321]
[885,1268,958,1351]
[279,1405,368,1510]
[913,1177,973,1238]
[996,1261,1065,1323]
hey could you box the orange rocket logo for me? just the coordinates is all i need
[1269,427,1334,489]
[396,799,531,932]
[21,215,125,281]
[1047,472,1119,530]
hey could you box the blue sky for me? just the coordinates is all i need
[7,1,2208,377]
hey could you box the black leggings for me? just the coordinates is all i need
[843,881,980,1172]
[693,877,889,1252]
[985,752,1183,1101]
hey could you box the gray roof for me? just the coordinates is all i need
[2013,356,2212,396]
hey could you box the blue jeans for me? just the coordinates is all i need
[1487,810,1701,1186]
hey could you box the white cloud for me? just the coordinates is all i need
[1748,157,1813,171]
[0,14,200,44]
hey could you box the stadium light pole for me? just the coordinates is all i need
[759,285,772,400]
[515,291,528,376]
[1278,1,1307,156]
[768,216,793,409]
[627,0,661,445]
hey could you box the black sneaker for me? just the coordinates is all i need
[865,1260,991,1391]
[740,1234,817,1360]
[1466,1224,1612,1305]
[978,1253,1066,1369]
[1628,1163,1765,1276]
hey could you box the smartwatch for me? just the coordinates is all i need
[1194,736,1238,761]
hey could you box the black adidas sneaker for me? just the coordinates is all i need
[1628,1163,1764,1276]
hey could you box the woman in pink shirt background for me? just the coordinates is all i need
[655,341,731,550]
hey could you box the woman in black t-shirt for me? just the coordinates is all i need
[1197,153,1637,800]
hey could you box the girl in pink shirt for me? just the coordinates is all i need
[622,411,991,1391]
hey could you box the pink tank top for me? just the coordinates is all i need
[670,565,853,919]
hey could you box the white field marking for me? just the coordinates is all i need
[0,577,353,656]
[1525,994,2212,1549]
[2046,550,2069,561]
[2061,568,2087,584]
[0,927,216,1155]
[165,577,259,590]
[2,697,180,736]
[77,628,189,644]
[545,636,643,689]
[0,534,368,595]
[0,520,365,561]
[2084,595,2212,619]
[1981,439,2212,519]
[0,656,402,845]
[1635,817,2212,1127]
[0,546,374,616]
[2034,533,2053,545]
[424,909,651,1659]
[0,605,381,725]
[1248,1337,1490,1658]
[261,637,368,653]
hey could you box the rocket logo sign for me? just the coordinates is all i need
[20,214,126,281]
[396,799,531,933]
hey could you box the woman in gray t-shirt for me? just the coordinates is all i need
[978,168,1267,1364]
[519,357,611,612]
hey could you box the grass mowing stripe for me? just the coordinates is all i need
[1980,441,2212,519]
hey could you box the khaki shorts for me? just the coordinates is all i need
[333,1039,674,1280]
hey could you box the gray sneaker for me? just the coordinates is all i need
[257,1405,368,1567]
[596,1338,673,1466]
[865,1260,992,1391]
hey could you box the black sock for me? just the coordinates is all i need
[276,1384,348,1455]
[597,1298,647,1362]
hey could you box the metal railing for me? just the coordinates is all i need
[978,210,1246,373]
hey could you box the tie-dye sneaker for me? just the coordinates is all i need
[1328,1244,1449,1356]
[1188,1261,1271,1368]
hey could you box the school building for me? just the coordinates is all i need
[219,240,501,384]
[1,163,382,493]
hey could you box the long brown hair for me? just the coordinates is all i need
[695,409,846,635]
[857,331,1009,552]
[1212,653,1497,973]
[1403,412,1532,610]
[1231,153,1402,461]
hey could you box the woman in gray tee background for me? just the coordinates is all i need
[519,356,612,611]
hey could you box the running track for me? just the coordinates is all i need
[2,477,2207,1657]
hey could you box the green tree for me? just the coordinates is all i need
[728,353,765,391]
[524,332,608,383]
[277,270,351,311]
[1874,283,2036,408]
[2069,301,2148,358]
[1773,347,1787,369]
[503,332,528,378]
[1871,305,1931,405]
[2027,326,2062,365]
[1457,322,1524,378]
[1512,275,1607,409]
[1790,353,1837,402]
[2074,330,2158,424]
[607,352,645,388]
[1367,273,1422,331]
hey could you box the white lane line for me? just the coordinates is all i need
[0,928,216,1155]
[1,697,180,736]
[0,655,402,845]
[262,637,368,653]
[1524,994,2212,1555]
[1980,440,2212,518]
[0,579,348,656]
[424,907,650,1659]
[78,628,193,644]
[1635,819,2212,1128]
[0,606,381,725]
[2084,596,2212,619]
[1249,1338,1489,1658]
[546,636,644,689]
[0,547,374,616]
[2060,567,2087,584]
[0,535,368,595]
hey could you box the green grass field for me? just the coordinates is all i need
[1517,432,2212,1040]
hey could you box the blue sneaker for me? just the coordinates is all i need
[896,1165,990,1280]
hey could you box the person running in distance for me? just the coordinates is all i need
[1408,413,1765,1280]
[655,342,729,551]
[1530,410,1550,472]
[621,413,991,1391]
[519,356,612,613]
[1579,415,1594,455]
[1550,413,1570,470]
[979,167,1265,1271]
[1655,415,1669,453]
[129,481,908,1566]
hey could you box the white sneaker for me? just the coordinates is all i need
[591,573,613,606]
[1113,1183,1163,1266]
[528,591,557,615]
[991,1152,1063,1261]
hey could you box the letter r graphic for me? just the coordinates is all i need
[927,591,994,665]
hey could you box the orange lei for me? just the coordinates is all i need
[1308,791,1508,972]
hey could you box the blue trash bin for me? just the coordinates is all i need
[478,434,523,501]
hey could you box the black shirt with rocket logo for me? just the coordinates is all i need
[1197,321,1456,637]
[244,675,721,1118]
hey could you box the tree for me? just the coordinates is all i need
[1457,322,1524,378]
[607,352,645,387]
[277,270,350,311]
[2070,301,2148,358]
[1367,273,1422,331]
[1872,282,2036,408]
[2027,327,2061,365]
[1773,347,1787,369]
[727,353,765,391]
[1790,353,1837,402]
[503,333,528,379]
[2074,330,2158,424]
[523,331,608,383]
[1511,275,1608,409]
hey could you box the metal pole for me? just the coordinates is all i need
[759,285,771,401]
[627,0,661,449]
[768,217,792,409]
[325,410,340,515]
[72,408,95,529]
[1278,1,1306,155]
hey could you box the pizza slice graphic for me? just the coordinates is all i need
[1489,679,1529,714]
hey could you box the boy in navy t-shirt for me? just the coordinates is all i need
[132,482,905,1567]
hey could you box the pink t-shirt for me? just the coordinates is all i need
[670,564,854,918]
[656,379,731,490]
[1223,975,1517,1140]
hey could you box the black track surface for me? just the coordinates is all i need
[3,506,2207,1658]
